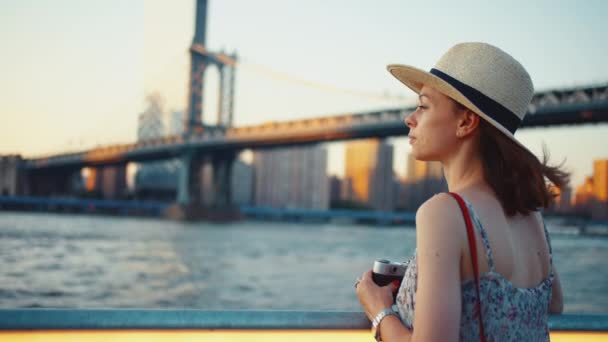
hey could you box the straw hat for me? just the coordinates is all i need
[387,42,534,150]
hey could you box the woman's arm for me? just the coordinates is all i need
[356,270,413,342]
[407,193,463,341]
[356,193,464,342]
[549,269,564,314]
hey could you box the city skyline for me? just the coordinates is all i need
[1,0,607,190]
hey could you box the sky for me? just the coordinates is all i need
[1,0,607,189]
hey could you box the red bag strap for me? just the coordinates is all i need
[449,192,486,342]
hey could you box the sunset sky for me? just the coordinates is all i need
[1,0,607,188]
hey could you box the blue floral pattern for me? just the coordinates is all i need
[395,198,554,341]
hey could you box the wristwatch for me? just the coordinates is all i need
[371,304,400,342]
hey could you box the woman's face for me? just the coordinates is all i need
[405,85,462,161]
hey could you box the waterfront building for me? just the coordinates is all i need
[592,159,608,219]
[253,145,328,210]
[0,155,25,196]
[344,139,394,211]
[232,159,253,206]
[402,153,446,210]
[135,94,181,200]
[329,175,342,203]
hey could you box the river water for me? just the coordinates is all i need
[0,211,606,313]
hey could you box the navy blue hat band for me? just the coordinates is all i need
[429,68,521,134]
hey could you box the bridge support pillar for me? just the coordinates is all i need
[177,151,207,206]
[85,165,127,199]
[101,165,127,199]
[211,151,235,207]
[171,150,238,221]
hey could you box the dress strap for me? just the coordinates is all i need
[448,192,486,342]
[460,196,496,273]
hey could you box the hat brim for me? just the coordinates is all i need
[387,64,530,152]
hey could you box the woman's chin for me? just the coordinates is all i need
[411,150,436,162]
[410,149,425,160]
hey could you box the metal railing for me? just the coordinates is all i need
[0,310,607,332]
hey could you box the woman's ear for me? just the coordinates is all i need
[456,109,480,137]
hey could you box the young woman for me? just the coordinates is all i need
[355,42,566,341]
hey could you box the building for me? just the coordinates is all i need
[168,110,185,137]
[341,177,354,203]
[135,93,181,200]
[0,155,25,196]
[406,153,443,182]
[253,145,328,210]
[137,93,165,141]
[401,153,446,210]
[572,159,608,219]
[556,185,572,213]
[393,176,407,211]
[592,159,608,220]
[574,176,594,215]
[593,160,608,203]
[329,175,342,203]
[232,159,253,206]
[344,139,394,211]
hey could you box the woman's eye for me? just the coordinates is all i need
[417,105,427,110]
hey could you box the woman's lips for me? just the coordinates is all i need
[408,136,416,144]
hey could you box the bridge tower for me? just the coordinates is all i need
[175,0,238,218]
[186,0,237,134]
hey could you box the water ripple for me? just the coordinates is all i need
[0,211,606,313]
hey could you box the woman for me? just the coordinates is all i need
[356,42,566,341]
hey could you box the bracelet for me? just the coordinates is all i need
[371,304,399,342]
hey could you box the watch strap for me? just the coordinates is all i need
[371,305,399,341]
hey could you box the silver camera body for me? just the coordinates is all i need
[372,259,407,286]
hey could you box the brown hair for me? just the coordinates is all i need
[477,119,570,216]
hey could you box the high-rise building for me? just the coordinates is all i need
[572,159,608,219]
[232,159,253,206]
[0,155,25,196]
[341,177,354,203]
[593,160,608,202]
[574,176,594,214]
[329,175,343,203]
[557,185,572,213]
[135,93,179,200]
[402,153,446,210]
[137,93,165,141]
[344,139,394,211]
[168,110,185,137]
[393,176,407,211]
[592,159,608,219]
[406,154,443,183]
[253,145,328,210]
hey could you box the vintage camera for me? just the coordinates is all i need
[372,259,407,286]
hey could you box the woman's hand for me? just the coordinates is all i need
[356,269,399,321]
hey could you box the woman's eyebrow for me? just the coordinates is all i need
[419,94,430,101]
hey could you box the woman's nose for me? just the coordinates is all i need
[404,111,416,128]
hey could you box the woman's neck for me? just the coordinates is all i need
[442,143,487,193]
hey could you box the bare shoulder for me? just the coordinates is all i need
[415,193,466,250]
[416,193,463,228]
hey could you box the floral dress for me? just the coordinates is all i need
[395,197,554,341]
